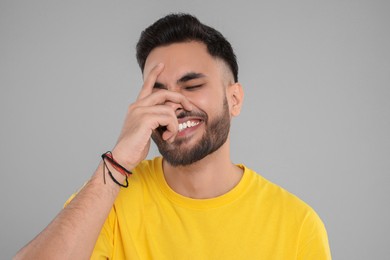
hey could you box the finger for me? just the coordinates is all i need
[137,90,193,111]
[137,63,164,100]
[162,117,179,142]
[133,104,179,133]
[144,105,180,141]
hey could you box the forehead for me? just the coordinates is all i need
[143,41,222,82]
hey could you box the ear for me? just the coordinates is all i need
[227,82,244,117]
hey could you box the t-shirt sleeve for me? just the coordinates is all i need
[297,209,332,259]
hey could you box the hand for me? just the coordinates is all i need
[111,63,193,169]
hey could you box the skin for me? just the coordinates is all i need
[14,41,244,259]
[144,41,244,198]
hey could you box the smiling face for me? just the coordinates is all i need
[143,41,240,166]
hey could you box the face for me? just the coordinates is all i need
[143,41,236,166]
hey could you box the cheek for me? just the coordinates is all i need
[185,88,225,117]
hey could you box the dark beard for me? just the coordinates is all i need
[151,97,231,167]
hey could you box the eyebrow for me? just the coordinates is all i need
[177,72,206,84]
[153,72,206,89]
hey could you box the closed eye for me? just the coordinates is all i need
[184,84,203,91]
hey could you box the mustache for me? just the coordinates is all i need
[176,109,207,120]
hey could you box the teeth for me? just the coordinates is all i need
[178,120,200,132]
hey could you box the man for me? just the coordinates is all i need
[15,14,331,259]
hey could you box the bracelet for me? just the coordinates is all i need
[101,151,132,188]
[102,151,132,177]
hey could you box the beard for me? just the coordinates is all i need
[151,96,231,167]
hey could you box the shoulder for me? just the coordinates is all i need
[244,166,331,257]
[133,157,162,173]
[117,157,162,185]
[243,165,324,224]
[115,157,162,199]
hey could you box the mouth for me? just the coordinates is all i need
[155,118,203,137]
[176,117,203,138]
[155,109,207,140]
[178,119,201,132]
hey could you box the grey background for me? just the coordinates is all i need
[1,0,389,259]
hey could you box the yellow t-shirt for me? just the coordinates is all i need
[90,157,331,259]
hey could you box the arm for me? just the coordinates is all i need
[15,163,125,260]
[14,63,193,259]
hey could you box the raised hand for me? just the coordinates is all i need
[112,63,193,170]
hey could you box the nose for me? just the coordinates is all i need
[164,101,184,115]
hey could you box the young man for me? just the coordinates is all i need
[15,14,331,259]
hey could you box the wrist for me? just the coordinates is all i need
[101,151,132,188]
[111,148,137,171]
[102,152,131,176]
[91,162,125,190]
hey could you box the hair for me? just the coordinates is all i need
[136,13,238,82]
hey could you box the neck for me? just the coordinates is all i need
[162,139,243,199]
